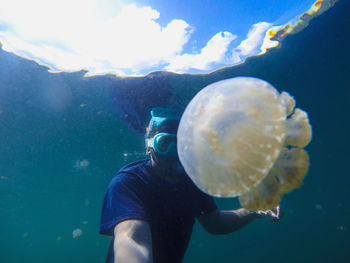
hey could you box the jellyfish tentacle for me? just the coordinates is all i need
[284,108,312,147]
[274,147,309,193]
[279,91,296,116]
[238,174,281,211]
[238,147,309,211]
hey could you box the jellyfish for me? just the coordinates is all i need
[177,77,312,211]
[73,159,89,170]
[72,228,83,239]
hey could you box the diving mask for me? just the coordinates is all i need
[146,133,177,156]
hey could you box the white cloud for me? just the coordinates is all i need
[165,22,276,73]
[0,0,279,76]
[236,22,272,56]
[260,25,282,54]
[166,31,236,72]
[0,0,191,75]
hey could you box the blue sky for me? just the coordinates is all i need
[0,0,321,76]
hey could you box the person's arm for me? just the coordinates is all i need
[113,219,153,263]
[198,208,257,235]
[198,206,282,235]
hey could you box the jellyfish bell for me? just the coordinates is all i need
[177,77,312,211]
[72,228,83,239]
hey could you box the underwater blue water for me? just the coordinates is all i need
[0,1,349,262]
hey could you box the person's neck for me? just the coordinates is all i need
[151,159,180,184]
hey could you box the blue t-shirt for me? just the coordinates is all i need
[100,159,217,263]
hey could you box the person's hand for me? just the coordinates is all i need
[254,205,284,223]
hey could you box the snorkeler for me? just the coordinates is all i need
[99,107,282,263]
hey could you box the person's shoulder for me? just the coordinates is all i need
[110,159,151,185]
[118,159,151,174]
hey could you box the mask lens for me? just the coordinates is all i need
[154,133,177,154]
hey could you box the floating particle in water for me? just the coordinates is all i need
[192,240,205,248]
[56,236,63,243]
[72,228,83,239]
[287,209,294,214]
[80,103,87,108]
[336,225,347,231]
[83,220,88,225]
[315,204,323,210]
[74,159,89,169]
[23,232,29,238]
[84,199,90,206]
[122,151,147,161]
[0,176,8,180]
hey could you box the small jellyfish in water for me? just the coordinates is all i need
[177,77,312,211]
[315,204,323,210]
[72,228,83,239]
[74,159,89,169]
